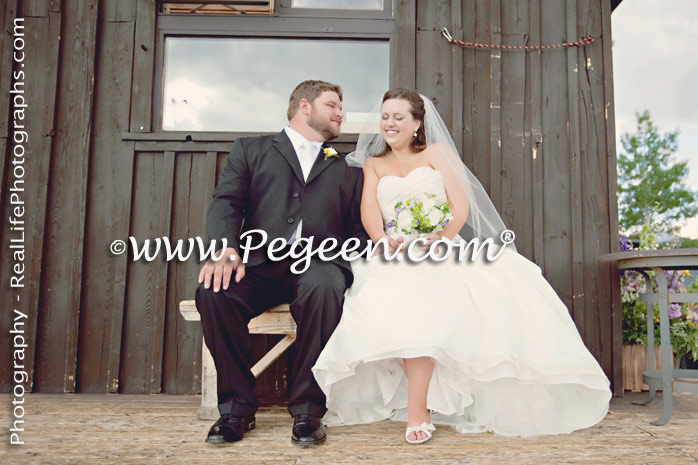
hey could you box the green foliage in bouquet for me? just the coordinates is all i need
[387,193,453,237]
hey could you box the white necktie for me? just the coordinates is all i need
[298,142,317,181]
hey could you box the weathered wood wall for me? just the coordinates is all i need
[0,0,621,398]
[429,0,622,394]
[415,0,621,392]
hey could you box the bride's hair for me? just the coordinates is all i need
[377,88,427,156]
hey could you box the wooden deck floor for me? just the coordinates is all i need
[1,392,697,464]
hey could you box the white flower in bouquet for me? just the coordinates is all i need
[384,193,454,241]
[426,208,443,227]
[397,209,415,232]
[421,196,436,213]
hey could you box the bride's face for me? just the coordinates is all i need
[380,98,421,150]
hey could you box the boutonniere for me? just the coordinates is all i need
[322,146,339,161]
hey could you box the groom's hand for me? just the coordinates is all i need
[198,247,245,292]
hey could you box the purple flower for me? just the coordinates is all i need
[619,234,631,252]
[625,271,646,292]
[385,220,394,228]
[668,303,682,319]
[441,220,449,227]
[666,270,687,294]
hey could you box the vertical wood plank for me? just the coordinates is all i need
[599,0,622,394]
[34,0,97,393]
[163,150,218,393]
[566,0,585,335]
[521,0,535,261]
[0,0,18,193]
[120,152,174,393]
[416,0,453,127]
[164,153,190,394]
[467,0,492,189]
[0,1,62,393]
[150,150,175,392]
[78,15,136,393]
[100,0,136,22]
[130,0,156,132]
[21,1,61,392]
[164,152,195,393]
[450,0,463,155]
[0,0,23,392]
[204,151,218,209]
[500,0,529,251]
[21,0,49,17]
[395,0,416,88]
[488,0,501,210]
[572,0,614,382]
[460,0,475,168]
[622,345,670,392]
[577,0,600,361]
[529,0,544,270]
[539,0,572,312]
[460,0,483,173]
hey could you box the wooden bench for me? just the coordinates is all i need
[179,300,296,420]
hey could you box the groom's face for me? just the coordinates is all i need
[307,91,343,140]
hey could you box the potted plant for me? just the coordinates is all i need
[620,234,698,390]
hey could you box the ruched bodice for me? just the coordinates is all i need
[376,166,447,229]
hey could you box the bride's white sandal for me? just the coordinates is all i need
[405,422,436,445]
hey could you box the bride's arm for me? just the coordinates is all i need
[360,158,389,242]
[427,144,470,240]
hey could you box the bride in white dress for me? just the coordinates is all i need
[312,88,611,443]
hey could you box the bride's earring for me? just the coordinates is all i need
[413,131,418,137]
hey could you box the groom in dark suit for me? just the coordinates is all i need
[196,80,368,446]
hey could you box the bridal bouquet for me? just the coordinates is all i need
[384,193,453,242]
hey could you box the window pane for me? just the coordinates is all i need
[291,0,383,10]
[162,37,389,132]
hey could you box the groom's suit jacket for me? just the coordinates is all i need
[207,130,369,273]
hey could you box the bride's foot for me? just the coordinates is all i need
[406,410,433,444]
[405,421,435,444]
[402,357,435,444]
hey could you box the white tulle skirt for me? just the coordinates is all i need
[312,247,611,437]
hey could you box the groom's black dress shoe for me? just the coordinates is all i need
[291,414,326,446]
[205,414,256,443]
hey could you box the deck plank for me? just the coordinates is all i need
[1,393,697,464]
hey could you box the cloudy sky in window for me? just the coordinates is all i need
[163,38,389,133]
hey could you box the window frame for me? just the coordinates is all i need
[278,0,393,19]
[153,11,397,136]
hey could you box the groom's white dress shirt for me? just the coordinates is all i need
[284,126,324,241]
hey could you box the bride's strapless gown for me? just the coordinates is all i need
[312,166,611,437]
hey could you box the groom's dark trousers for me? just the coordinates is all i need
[195,130,367,418]
[196,257,349,417]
